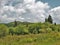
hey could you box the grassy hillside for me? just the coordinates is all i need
[0,32,60,45]
[0,22,60,45]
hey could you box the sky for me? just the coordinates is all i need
[37,0,60,8]
[0,0,60,24]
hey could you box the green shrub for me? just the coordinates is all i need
[39,29,46,33]
[9,27,15,35]
[46,28,52,33]
[15,25,29,35]
[26,38,33,43]
[0,24,9,37]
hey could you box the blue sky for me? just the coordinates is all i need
[37,0,60,8]
[0,0,60,23]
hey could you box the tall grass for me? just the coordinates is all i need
[0,32,60,45]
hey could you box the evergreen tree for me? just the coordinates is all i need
[54,23,56,25]
[14,20,17,27]
[45,18,48,22]
[48,15,53,24]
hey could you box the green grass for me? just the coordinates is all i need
[0,32,60,45]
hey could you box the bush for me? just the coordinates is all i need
[39,29,46,33]
[9,27,15,35]
[46,28,52,33]
[28,24,40,34]
[0,24,9,37]
[15,25,29,35]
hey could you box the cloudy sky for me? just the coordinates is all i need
[0,0,60,24]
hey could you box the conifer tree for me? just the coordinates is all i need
[14,20,17,27]
[45,18,48,22]
[48,15,53,24]
[54,23,56,25]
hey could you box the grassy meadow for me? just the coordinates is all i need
[0,32,60,45]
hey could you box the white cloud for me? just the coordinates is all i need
[0,0,50,23]
[49,6,60,24]
[24,0,35,4]
[3,6,15,11]
[16,8,26,13]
